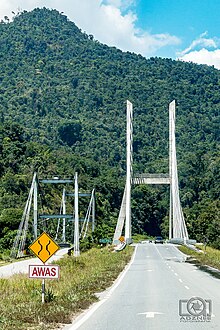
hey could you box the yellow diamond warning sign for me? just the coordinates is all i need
[119,236,125,243]
[29,232,60,263]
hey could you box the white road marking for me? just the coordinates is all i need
[179,279,183,283]
[154,245,165,260]
[67,245,138,330]
[174,272,178,276]
[184,285,189,290]
[138,312,164,318]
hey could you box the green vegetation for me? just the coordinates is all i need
[131,233,150,243]
[178,245,220,270]
[0,246,134,330]
[0,8,219,252]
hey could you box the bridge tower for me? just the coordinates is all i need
[113,100,189,244]
[169,100,189,240]
[125,100,133,244]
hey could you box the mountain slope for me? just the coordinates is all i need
[0,8,219,247]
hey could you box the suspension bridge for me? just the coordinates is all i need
[113,100,188,245]
[11,172,95,258]
[11,100,189,258]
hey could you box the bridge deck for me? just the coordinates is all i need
[133,176,170,185]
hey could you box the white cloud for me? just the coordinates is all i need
[177,32,220,69]
[177,32,218,57]
[65,0,181,56]
[94,4,180,55]
[0,0,180,57]
[103,0,135,10]
[103,0,131,7]
[179,48,220,70]
[0,0,43,18]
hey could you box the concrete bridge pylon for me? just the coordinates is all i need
[113,100,189,245]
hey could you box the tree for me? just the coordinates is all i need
[58,121,82,146]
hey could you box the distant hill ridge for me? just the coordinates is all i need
[0,8,219,156]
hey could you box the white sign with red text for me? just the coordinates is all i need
[29,265,60,279]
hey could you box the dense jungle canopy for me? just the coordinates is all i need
[0,8,219,252]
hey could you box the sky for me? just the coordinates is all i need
[1,0,220,69]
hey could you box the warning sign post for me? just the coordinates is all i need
[29,232,60,263]
[28,232,60,303]
[29,265,60,279]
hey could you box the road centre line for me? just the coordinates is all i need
[154,244,165,260]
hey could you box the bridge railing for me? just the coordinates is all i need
[134,173,170,178]
[132,173,170,185]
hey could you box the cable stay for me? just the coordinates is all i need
[55,188,65,241]
[80,189,95,239]
[10,172,36,258]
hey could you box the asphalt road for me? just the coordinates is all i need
[65,243,220,330]
[0,248,69,277]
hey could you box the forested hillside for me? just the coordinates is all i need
[0,8,219,252]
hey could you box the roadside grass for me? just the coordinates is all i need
[0,250,12,265]
[0,252,33,267]
[178,245,220,270]
[0,246,134,330]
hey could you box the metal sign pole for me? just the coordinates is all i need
[74,172,80,257]
[33,173,38,239]
[92,189,95,232]
[42,278,45,303]
[62,188,66,243]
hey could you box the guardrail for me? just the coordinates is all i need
[168,238,197,245]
